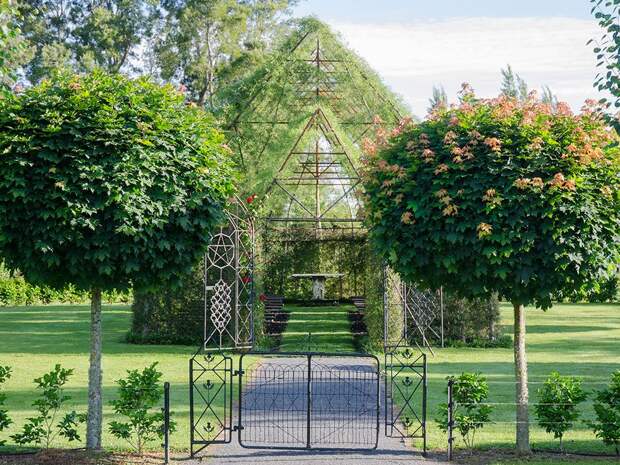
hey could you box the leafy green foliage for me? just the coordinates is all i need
[0,365,12,446]
[590,0,620,127]
[534,372,587,450]
[0,71,235,292]
[436,372,493,450]
[362,89,620,309]
[587,371,620,456]
[11,364,86,448]
[109,363,175,454]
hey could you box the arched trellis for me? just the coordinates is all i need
[203,197,256,351]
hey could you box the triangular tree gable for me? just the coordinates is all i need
[223,18,408,231]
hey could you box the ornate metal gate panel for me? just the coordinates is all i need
[383,266,431,454]
[383,266,444,351]
[204,199,255,351]
[189,351,233,456]
[238,352,380,450]
[384,348,427,452]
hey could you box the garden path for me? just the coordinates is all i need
[186,305,445,465]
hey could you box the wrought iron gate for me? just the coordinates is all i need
[189,351,233,456]
[238,352,380,450]
[385,347,427,451]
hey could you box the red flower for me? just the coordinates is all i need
[246,194,256,204]
[242,275,251,284]
[259,294,267,302]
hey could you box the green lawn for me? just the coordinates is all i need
[0,302,618,458]
[427,302,620,456]
[278,304,356,352]
[0,304,197,452]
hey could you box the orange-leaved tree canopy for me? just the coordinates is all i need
[362,86,620,454]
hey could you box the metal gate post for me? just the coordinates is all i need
[189,359,195,457]
[423,354,428,457]
[163,381,170,464]
[306,353,312,449]
[447,378,454,461]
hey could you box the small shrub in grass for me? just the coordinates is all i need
[0,365,12,446]
[11,365,86,448]
[587,371,620,456]
[534,372,587,451]
[436,372,493,451]
[109,363,175,454]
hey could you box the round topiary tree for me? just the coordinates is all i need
[362,87,620,454]
[0,71,235,449]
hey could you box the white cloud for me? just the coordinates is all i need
[328,17,604,117]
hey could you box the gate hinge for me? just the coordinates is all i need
[233,369,244,376]
[233,425,244,431]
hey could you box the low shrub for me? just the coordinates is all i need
[587,370,620,456]
[436,372,493,451]
[11,365,86,448]
[443,293,501,345]
[534,372,587,451]
[0,365,11,446]
[109,363,175,454]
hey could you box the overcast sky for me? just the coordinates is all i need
[292,1,603,118]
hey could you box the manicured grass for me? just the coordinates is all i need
[278,304,356,352]
[0,304,199,452]
[0,301,618,456]
[426,302,620,456]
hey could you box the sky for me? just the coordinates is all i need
[292,0,603,118]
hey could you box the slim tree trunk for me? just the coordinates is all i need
[513,302,530,454]
[87,288,103,450]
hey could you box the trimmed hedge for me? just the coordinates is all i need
[0,269,131,307]
[127,266,203,346]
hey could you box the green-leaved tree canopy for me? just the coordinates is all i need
[0,71,235,449]
[362,87,620,453]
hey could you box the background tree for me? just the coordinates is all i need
[0,71,235,449]
[156,0,295,107]
[0,0,31,89]
[16,0,156,82]
[428,85,448,113]
[541,85,559,110]
[590,0,620,132]
[501,65,528,101]
[362,88,620,454]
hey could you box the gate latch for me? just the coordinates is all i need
[233,369,244,377]
[233,425,244,431]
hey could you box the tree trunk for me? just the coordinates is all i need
[87,288,103,450]
[513,302,530,455]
